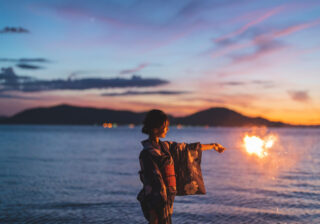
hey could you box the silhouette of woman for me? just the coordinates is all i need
[137,109,225,224]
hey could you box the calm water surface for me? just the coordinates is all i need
[0,125,319,223]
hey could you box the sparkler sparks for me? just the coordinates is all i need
[243,134,276,158]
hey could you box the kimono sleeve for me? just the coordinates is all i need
[139,150,167,209]
[166,141,206,196]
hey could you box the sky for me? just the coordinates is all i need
[1,0,320,125]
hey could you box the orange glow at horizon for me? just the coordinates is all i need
[1,92,320,125]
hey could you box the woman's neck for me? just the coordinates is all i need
[149,135,159,144]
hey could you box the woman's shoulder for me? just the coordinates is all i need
[140,139,161,158]
[160,140,171,149]
[161,140,185,150]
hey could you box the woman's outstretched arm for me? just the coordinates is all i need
[200,143,226,153]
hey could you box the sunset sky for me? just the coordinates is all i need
[1,0,320,125]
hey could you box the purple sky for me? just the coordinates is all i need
[1,0,320,124]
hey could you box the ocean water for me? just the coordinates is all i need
[0,125,319,224]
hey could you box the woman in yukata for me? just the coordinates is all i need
[137,109,226,224]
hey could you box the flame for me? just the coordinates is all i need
[243,134,276,158]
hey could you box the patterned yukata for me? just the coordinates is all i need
[137,139,206,224]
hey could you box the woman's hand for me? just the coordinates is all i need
[211,143,226,153]
[200,143,226,152]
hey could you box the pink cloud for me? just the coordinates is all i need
[211,17,320,62]
[178,93,259,111]
[288,90,310,102]
[119,63,149,75]
[274,19,320,38]
[211,41,252,59]
[231,41,287,64]
[214,5,285,43]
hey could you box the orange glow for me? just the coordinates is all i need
[129,123,135,128]
[243,134,276,158]
[2,93,320,125]
[176,124,183,129]
[103,122,113,128]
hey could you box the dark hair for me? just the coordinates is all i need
[142,109,169,135]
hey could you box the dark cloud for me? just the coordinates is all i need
[231,40,286,63]
[219,80,275,88]
[176,0,206,17]
[0,67,168,92]
[177,0,239,18]
[288,90,310,102]
[67,71,91,80]
[252,80,275,88]
[0,58,49,63]
[16,64,44,70]
[180,96,226,104]
[19,58,49,63]
[119,63,149,75]
[214,27,266,47]
[0,27,29,34]
[0,93,40,100]
[214,38,235,47]
[1,58,49,70]
[220,81,245,86]
[210,24,287,64]
[0,67,33,91]
[101,90,190,96]
[252,80,272,84]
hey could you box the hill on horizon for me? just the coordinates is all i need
[0,104,293,127]
[172,107,287,127]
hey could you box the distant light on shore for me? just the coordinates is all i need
[103,122,113,128]
[176,124,183,129]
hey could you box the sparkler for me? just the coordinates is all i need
[243,134,276,158]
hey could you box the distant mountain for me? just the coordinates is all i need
[0,104,296,127]
[0,104,146,125]
[172,107,288,127]
[0,116,7,121]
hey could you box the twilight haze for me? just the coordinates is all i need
[1,0,320,125]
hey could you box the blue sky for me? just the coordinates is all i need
[1,0,320,124]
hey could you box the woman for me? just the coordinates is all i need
[137,109,225,224]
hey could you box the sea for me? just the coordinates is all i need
[0,125,319,224]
